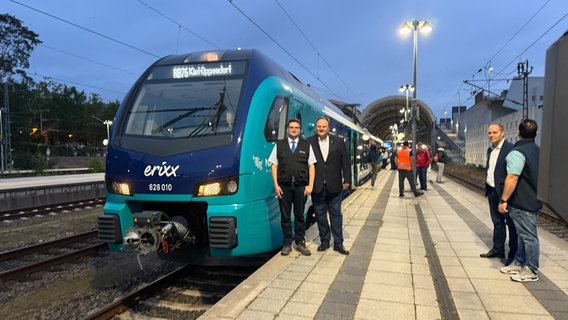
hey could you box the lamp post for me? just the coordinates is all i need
[400,19,432,178]
[399,84,414,135]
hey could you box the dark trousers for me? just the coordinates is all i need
[279,184,306,246]
[417,166,428,189]
[398,169,419,195]
[312,185,344,247]
[487,187,517,260]
[390,159,397,170]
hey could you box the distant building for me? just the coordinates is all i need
[464,77,544,167]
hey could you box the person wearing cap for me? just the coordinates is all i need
[395,141,423,197]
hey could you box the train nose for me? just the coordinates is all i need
[124,231,141,248]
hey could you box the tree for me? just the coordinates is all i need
[0,13,42,81]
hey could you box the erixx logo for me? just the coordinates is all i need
[144,162,180,177]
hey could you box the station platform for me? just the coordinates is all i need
[200,169,568,320]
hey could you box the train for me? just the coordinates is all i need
[97,49,381,263]
[539,31,568,223]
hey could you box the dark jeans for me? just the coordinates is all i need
[398,169,419,195]
[312,185,344,247]
[487,187,517,259]
[417,166,428,189]
[279,184,306,246]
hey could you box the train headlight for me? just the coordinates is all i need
[106,177,132,196]
[198,182,221,196]
[196,177,239,197]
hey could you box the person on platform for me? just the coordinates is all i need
[498,119,542,282]
[381,148,389,169]
[308,116,351,255]
[434,144,449,183]
[480,123,517,264]
[416,143,431,190]
[269,118,315,256]
[390,147,398,170]
[395,141,423,198]
[368,144,381,189]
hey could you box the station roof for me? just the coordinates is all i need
[361,95,436,144]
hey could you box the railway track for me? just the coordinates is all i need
[444,169,568,239]
[85,265,256,320]
[0,230,106,282]
[0,198,105,222]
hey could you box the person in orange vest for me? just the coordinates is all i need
[395,141,424,198]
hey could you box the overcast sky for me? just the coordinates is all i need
[5,0,568,120]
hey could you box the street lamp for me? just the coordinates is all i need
[91,115,113,145]
[399,19,432,177]
[398,84,414,123]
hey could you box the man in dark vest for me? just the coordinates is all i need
[269,118,315,256]
[498,119,542,282]
[481,123,517,264]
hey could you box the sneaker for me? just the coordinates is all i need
[294,240,311,256]
[281,245,292,256]
[415,191,424,197]
[399,194,404,197]
[499,264,523,274]
[510,266,539,282]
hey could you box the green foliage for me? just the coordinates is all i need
[0,15,120,170]
[13,151,49,173]
[89,157,105,173]
[0,14,42,81]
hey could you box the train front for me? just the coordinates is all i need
[97,50,279,260]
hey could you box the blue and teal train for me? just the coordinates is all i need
[97,49,381,262]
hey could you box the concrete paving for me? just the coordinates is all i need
[200,169,568,320]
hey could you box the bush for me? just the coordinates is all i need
[89,157,105,172]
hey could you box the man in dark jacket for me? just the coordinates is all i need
[269,118,315,256]
[481,123,517,264]
[498,119,542,282]
[308,116,351,255]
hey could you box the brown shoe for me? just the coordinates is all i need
[281,245,292,256]
[295,240,311,256]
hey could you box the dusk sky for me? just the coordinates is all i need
[4,0,568,121]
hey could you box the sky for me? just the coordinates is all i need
[4,0,568,121]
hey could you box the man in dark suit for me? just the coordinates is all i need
[481,123,517,264]
[308,116,351,255]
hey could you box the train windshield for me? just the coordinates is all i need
[124,81,242,140]
[121,61,246,148]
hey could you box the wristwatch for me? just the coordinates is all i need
[499,198,507,204]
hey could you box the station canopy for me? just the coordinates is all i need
[361,95,436,144]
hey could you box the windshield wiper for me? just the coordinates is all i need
[151,107,208,135]
[187,87,226,137]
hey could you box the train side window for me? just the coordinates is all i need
[264,96,289,142]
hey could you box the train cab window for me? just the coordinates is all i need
[264,96,289,142]
[123,79,242,139]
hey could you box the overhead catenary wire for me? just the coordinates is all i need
[451,1,566,115]
[10,0,161,59]
[228,0,348,103]
[136,0,221,50]
[273,0,362,103]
